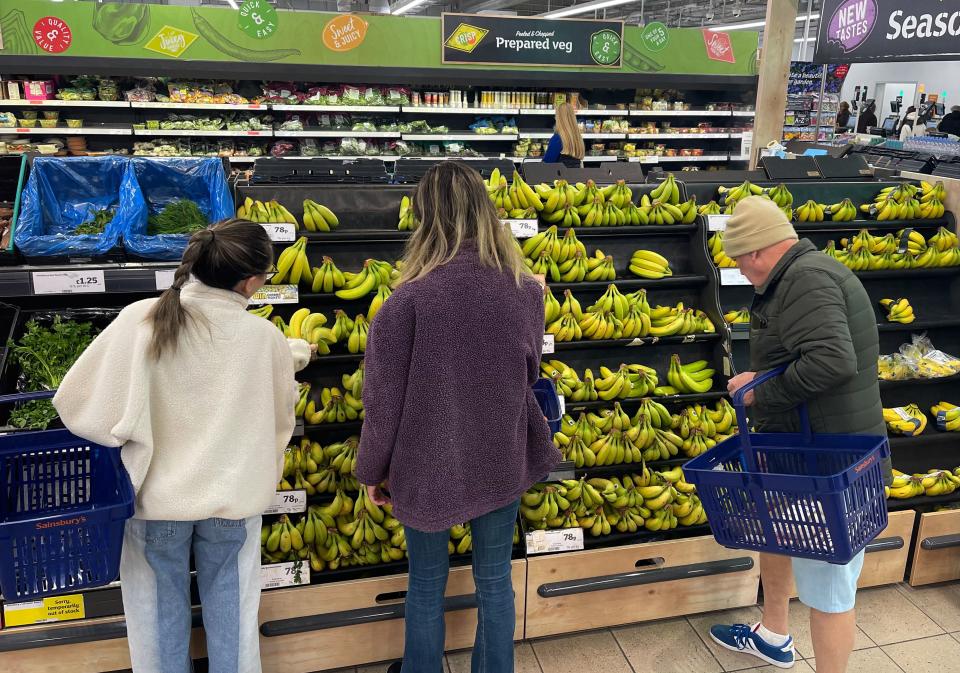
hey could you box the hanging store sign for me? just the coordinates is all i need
[815,0,960,63]
[442,13,623,68]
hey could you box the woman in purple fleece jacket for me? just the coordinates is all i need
[357,161,560,673]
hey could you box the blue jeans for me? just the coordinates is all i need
[120,517,263,673]
[401,501,519,673]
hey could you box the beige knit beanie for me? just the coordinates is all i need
[723,196,799,258]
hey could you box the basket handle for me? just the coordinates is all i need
[731,364,811,470]
[0,390,57,405]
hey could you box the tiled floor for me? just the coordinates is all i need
[338,583,960,673]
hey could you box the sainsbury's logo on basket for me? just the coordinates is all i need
[854,454,877,473]
[36,515,87,531]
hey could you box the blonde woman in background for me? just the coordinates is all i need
[543,102,585,167]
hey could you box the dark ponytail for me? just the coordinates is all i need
[147,218,273,359]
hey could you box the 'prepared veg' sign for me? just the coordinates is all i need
[441,13,623,68]
[815,0,960,63]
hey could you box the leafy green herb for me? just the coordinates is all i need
[75,207,115,235]
[7,317,98,429]
[148,199,208,235]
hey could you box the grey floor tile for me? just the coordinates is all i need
[894,582,960,633]
[531,629,633,673]
[686,606,766,671]
[446,642,542,673]
[852,587,944,646]
[356,659,448,673]
[752,663,814,673]
[882,634,960,673]
[612,618,722,673]
[786,598,875,658]
[808,647,905,673]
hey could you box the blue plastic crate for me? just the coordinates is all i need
[0,393,134,600]
[683,366,889,565]
[533,378,562,435]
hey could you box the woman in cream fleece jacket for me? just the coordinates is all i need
[54,219,310,673]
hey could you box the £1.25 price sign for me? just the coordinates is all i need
[33,270,106,295]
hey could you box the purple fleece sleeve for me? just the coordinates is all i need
[356,290,415,486]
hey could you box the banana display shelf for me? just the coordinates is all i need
[235,173,735,570]
[681,176,960,505]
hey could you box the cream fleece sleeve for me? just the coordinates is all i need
[53,311,144,449]
[287,338,312,372]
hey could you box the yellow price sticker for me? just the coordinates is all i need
[3,594,85,627]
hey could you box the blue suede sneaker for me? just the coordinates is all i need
[709,623,796,668]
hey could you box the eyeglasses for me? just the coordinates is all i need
[263,264,278,280]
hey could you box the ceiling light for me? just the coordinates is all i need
[793,36,816,42]
[709,12,819,31]
[541,0,638,19]
[391,0,430,14]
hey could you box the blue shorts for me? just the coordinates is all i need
[792,550,865,613]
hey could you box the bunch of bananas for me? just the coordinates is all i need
[886,472,924,500]
[345,314,369,354]
[823,227,960,271]
[863,195,923,221]
[794,200,827,222]
[649,305,716,337]
[302,199,339,232]
[644,199,688,225]
[524,236,612,283]
[902,337,960,378]
[294,382,311,418]
[335,259,398,300]
[311,256,346,293]
[247,304,274,320]
[306,387,364,424]
[367,284,393,321]
[271,237,312,286]
[766,183,794,209]
[929,226,960,251]
[397,195,418,231]
[603,179,635,208]
[286,307,333,343]
[918,180,948,218]
[544,289,583,340]
[717,179,764,205]
[877,354,916,381]
[879,298,915,324]
[489,169,544,213]
[883,404,927,436]
[709,231,738,268]
[932,401,960,432]
[278,436,359,494]
[886,468,960,500]
[629,249,673,279]
[342,361,364,400]
[537,179,584,226]
[666,355,715,394]
[825,198,857,222]
[698,201,723,216]
[724,308,750,324]
[579,195,644,226]
[649,174,681,205]
[237,197,298,227]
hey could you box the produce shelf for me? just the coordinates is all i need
[546,274,709,293]
[552,333,721,351]
[628,133,731,140]
[270,104,401,113]
[563,391,727,412]
[307,353,366,364]
[400,133,518,141]
[272,130,401,138]
[3,99,130,108]
[577,523,712,552]
[730,111,756,117]
[630,110,734,117]
[519,109,631,117]
[792,218,952,233]
[130,102,268,111]
[854,268,960,280]
[659,155,730,162]
[877,318,960,332]
[552,224,697,237]
[889,430,960,452]
[132,129,273,137]
[887,491,960,511]
[303,421,363,434]
[879,373,960,390]
[402,106,519,115]
[7,126,132,135]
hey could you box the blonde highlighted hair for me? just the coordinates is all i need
[400,161,529,285]
[555,102,585,160]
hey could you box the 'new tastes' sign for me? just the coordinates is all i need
[815,0,960,63]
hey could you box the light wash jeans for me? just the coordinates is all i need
[401,501,519,673]
[120,517,262,673]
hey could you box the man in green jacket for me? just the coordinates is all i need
[708,196,886,673]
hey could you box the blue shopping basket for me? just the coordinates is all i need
[683,366,889,564]
[0,392,134,601]
[533,378,562,435]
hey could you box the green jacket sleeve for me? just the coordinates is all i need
[753,274,858,412]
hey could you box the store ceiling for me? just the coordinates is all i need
[142,0,821,37]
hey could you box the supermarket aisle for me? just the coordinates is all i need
[342,582,960,673]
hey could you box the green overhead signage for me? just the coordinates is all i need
[0,1,758,76]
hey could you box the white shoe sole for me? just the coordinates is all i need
[709,632,796,669]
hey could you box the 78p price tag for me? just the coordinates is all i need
[260,222,296,242]
[263,490,307,515]
[525,528,584,554]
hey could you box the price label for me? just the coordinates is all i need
[250,284,298,305]
[525,527,584,555]
[155,269,176,291]
[542,333,555,355]
[3,594,85,626]
[263,490,307,515]
[558,394,565,416]
[628,157,659,164]
[32,269,106,295]
[260,560,310,590]
[707,215,730,231]
[892,406,913,422]
[16,128,31,133]
[261,222,296,242]
[505,219,538,239]
[719,268,750,286]
[739,130,753,159]
[246,130,265,136]
[29,100,43,105]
